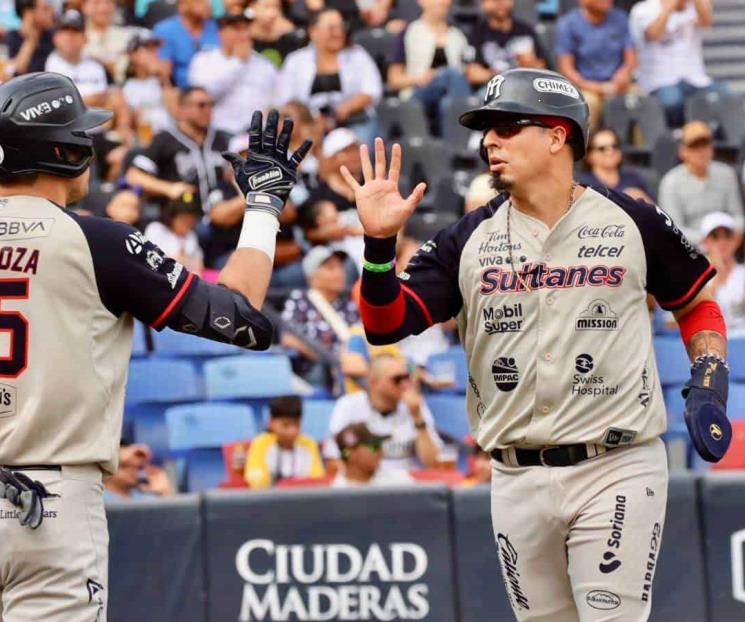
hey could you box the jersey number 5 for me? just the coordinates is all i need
[0,279,28,378]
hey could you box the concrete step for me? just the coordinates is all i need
[714,8,745,23]
[704,45,745,61]
[707,62,745,80]
[703,25,745,42]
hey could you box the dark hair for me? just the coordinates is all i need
[15,0,36,19]
[308,7,342,27]
[161,192,202,226]
[584,127,623,171]
[179,86,209,106]
[281,100,314,125]
[297,199,332,231]
[269,395,302,420]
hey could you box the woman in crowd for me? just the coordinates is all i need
[386,0,471,134]
[576,128,655,203]
[276,7,383,146]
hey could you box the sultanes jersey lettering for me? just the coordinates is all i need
[0,197,195,474]
[367,186,713,451]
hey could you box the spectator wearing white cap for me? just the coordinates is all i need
[188,8,279,134]
[699,212,745,335]
[658,120,744,242]
[280,246,359,385]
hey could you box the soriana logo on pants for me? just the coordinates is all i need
[235,539,431,620]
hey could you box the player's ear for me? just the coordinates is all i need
[548,126,568,156]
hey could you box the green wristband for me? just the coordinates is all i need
[363,259,395,273]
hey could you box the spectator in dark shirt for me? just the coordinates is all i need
[281,246,359,383]
[556,0,636,130]
[6,0,55,76]
[153,0,220,88]
[387,0,471,134]
[126,86,231,210]
[576,128,654,202]
[466,0,547,90]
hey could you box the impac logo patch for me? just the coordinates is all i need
[492,357,519,391]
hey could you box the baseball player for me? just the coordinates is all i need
[341,68,731,621]
[0,72,310,621]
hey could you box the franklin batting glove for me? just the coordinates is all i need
[683,355,732,462]
[222,109,313,219]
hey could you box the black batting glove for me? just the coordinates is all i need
[222,109,313,219]
[683,355,731,462]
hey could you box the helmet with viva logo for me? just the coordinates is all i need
[459,68,590,161]
[0,72,112,179]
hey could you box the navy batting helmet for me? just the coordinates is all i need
[459,68,590,160]
[0,72,112,179]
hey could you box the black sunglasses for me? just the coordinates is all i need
[191,100,214,109]
[488,119,553,139]
[390,373,410,385]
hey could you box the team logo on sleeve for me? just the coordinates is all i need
[492,357,519,391]
[145,249,165,271]
[575,300,618,331]
[125,232,145,255]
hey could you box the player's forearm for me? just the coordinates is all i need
[218,247,272,310]
[685,330,727,361]
[673,291,728,361]
[360,235,427,345]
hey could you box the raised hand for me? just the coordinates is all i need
[222,109,313,219]
[340,137,426,239]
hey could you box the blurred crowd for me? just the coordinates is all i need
[2,0,743,492]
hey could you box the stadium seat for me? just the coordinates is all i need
[684,91,745,151]
[390,0,420,22]
[654,337,691,386]
[400,137,451,193]
[126,359,202,404]
[630,165,660,198]
[131,321,148,358]
[425,394,471,442]
[376,98,429,141]
[130,403,171,463]
[442,95,482,161]
[650,131,679,177]
[405,211,459,241]
[152,328,241,359]
[728,338,745,382]
[534,22,557,68]
[604,94,668,162]
[185,447,225,492]
[426,347,469,393]
[165,402,257,451]
[203,354,294,400]
[301,399,336,441]
[352,28,396,78]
